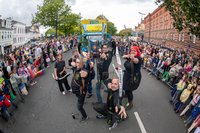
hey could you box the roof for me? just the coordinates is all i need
[0,27,12,30]
[12,20,26,25]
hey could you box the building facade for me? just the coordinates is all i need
[0,17,13,55]
[26,26,35,42]
[135,20,145,35]
[143,5,200,53]
[12,20,26,48]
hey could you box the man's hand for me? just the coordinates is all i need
[100,53,106,59]
[89,62,94,68]
[122,55,129,59]
[55,76,58,80]
[115,106,127,119]
[80,70,88,78]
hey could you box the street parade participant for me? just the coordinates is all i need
[122,46,142,110]
[93,77,127,127]
[54,53,71,95]
[84,52,95,98]
[71,58,89,122]
[96,44,113,103]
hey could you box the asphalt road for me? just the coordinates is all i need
[0,49,186,133]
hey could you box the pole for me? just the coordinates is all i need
[102,23,105,46]
[124,25,130,54]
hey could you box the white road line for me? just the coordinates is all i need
[134,112,147,133]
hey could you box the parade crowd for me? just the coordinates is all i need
[1,35,199,132]
[141,42,200,133]
[0,37,77,122]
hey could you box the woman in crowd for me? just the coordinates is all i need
[122,46,142,110]
[54,54,71,95]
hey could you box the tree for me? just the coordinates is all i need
[96,15,117,35]
[107,22,117,35]
[156,0,200,36]
[59,13,81,36]
[119,28,133,37]
[32,0,71,38]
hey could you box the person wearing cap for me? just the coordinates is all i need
[122,46,142,110]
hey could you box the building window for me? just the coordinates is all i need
[179,33,181,41]
[171,23,173,29]
[182,33,184,42]
[193,35,196,44]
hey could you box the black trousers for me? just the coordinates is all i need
[112,48,116,55]
[93,102,119,125]
[125,90,133,103]
[57,77,70,92]
[76,93,87,118]
[93,103,108,116]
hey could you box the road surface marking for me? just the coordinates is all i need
[134,112,147,133]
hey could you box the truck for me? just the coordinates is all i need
[79,19,111,56]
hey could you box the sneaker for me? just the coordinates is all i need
[125,102,133,110]
[80,116,88,122]
[96,114,107,119]
[62,92,66,95]
[87,94,92,98]
[68,89,72,92]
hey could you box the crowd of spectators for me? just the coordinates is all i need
[0,37,77,122]
[141,42,200,133]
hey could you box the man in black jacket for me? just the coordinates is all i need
[93,78,127,126]
[96,44,113,103]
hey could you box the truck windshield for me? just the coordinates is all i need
[89,36,102,42]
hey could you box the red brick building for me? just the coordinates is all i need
[143,5,200,53]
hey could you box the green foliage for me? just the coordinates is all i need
[156,0,200,36]
[96,15,117,35]
[119,28,133,36]
[33,0,81,37]
[59,13,81,36]
[32,0,70,27]
[107,22,117,35]
[96,15,109,21]
[45,28,64,37]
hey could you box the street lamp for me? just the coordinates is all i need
[138,12,146,21]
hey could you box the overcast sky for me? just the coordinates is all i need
[0,0,158,34]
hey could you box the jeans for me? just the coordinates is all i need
[57,77,70,92]
[96,80,107,103]
[87,81,93,95]
[76,93,87,118]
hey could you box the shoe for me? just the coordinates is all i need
[125,102,133,110]
[80,116,88,122]
[87,94,92,98]
[62,92,66,95]
[68,89,72,92]
[96,114,107,119]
